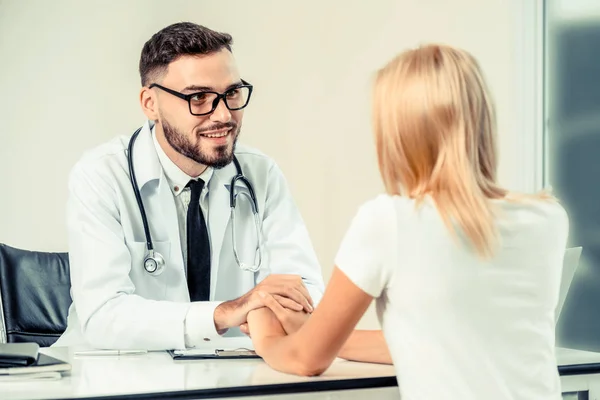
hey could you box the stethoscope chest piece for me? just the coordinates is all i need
[144,250,166,275]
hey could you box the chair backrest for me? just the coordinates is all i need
[0,243,71,346]
[556,247,583,320]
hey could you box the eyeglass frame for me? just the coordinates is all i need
[148,79,253,116]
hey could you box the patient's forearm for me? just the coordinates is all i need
[338,330,392,365]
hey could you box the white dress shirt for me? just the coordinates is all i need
[151,129,214,274]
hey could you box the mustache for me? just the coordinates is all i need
[196,122,237,134]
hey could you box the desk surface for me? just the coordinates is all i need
[1,347,398,400]
[557,346,600,367]
[3,346,600,400]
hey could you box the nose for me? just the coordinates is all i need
[210,97,232,123]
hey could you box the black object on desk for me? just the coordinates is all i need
[0,342,39,367]
[0,343,70,376]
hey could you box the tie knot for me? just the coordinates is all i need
[186,179,205,191]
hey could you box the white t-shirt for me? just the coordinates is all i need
[335,194,568,400]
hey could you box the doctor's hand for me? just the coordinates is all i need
[257,292,310,335]
[253,274,314,312]
[213,275,313,332]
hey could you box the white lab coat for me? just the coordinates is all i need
[54,121,324,350]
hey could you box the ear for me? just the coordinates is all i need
[140,87,159,120]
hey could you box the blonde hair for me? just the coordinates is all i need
[372,44,549,257]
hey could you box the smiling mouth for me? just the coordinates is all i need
[200,129,230,138]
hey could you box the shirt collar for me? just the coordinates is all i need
[152,126,214,196]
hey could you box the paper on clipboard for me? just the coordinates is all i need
[168,337,260,360]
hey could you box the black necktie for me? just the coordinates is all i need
[186,179,211,301]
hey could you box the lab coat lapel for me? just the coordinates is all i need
[132,122,185,295]
[209,160,259,297]
[207,163,236,271]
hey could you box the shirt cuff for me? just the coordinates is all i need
[305,283,324,309]
[184,301,226,348]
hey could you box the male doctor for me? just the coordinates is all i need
[54,22,325,350]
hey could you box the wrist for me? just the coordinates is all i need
[213,298,239,332]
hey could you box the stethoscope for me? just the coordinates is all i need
[127,126,263,276]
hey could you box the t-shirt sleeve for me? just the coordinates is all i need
[334,195,396,298]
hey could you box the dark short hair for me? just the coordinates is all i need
[139,22,233,86]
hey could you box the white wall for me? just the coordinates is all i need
[0,0,541,328]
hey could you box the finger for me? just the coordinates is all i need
[260,276,313,304]
[244,290,269,312]
[293,279,314,308]
[272,276,313,309]
[272,284,312,312]
[239,323,250,336]
[290,287,313,313]
[273,294,303,311]
[260,292,289,321]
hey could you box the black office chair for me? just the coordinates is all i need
[0,243,72,347]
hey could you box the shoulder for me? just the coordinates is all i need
[69,135,130,184]
[72,135,129,169]
[498,197,570,246]
[357,194,414,221]
[531,198,569,234]
[234,143,275,167]
[350,194,406,231]
[233,143,286,181]
[502,197,568,229]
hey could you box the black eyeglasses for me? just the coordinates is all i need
[149,80,253,116]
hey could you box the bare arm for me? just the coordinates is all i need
[247,307,392,366]
[339,330,392,364]
[244,293,391,365]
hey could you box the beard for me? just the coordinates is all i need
[161,116,240,169]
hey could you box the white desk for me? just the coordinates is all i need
[3,346,600,399]
[0,347,398,400]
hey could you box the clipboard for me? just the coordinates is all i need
[168,337,261,360]
[167,348,261,360]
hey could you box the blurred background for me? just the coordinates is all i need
[0,0,548,329]
[546,0,600,350]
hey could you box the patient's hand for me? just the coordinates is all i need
[247,306,286,354]
[261,292,310,334]
[242,292,311,336]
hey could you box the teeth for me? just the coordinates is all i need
[204,131,228,138]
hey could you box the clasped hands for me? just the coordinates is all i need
[213,274,312,337]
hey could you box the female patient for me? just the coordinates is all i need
[247,44,568,399]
